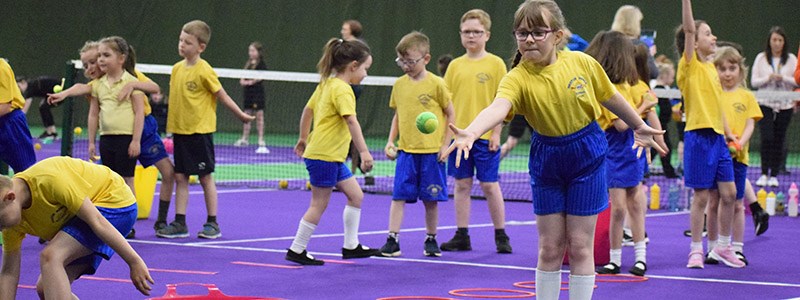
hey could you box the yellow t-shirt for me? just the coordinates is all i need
[303,78,357,162]
[677,52,724,134]
[134,70,153,116]
[389,72,452,153]
[444,53,507,140]
[630,80,656,118]
[598,83,632,130]
[1,157,135,252]
[91,72,145,135]
[167,59,222,134]
[721,87,763,165]
[497,51,616,137]
[0,59,25,110]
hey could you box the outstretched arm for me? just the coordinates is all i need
[215,88,255,123]
[47,83,91,104]
[603,92,667,156]
[443,98,511,165]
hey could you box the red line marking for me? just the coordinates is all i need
[231,261,303,269]
[18,284,36,289]
[82,276,132,283]
[321,259,355,264]
[148,268,218,275]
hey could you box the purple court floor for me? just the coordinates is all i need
[5,185,800,299]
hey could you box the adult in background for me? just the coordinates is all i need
[611,5,658,80]
[16,76,61,139]
[752,26,797,187]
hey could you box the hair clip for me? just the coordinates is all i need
[338,38,344,43]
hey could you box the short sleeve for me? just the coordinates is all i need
[496,73,521,122]
[586,56,616,103]
[305,84,321,109]
[334,86,356,117]
[201,64,222,94]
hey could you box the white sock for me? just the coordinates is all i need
[289,219,316,254]
[732,241,744,253]
[634,241,647,263]
[707,240,717,252]
[343,205,361,249]
[718,235,731,248]
[569,274,595,300]
[610,248,622,266]
[691,241,703,252]
[535,270,561,300]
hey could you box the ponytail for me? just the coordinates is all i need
[316,38,371,84]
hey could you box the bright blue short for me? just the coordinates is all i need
[733,161,747,200]
[605,128,644,188]
[393,151,448,203]
[138,115,169,167]
[684,129,734,189]
[529,121,608,216]
[0,110,36,172]
[62,204,137,276]
[304,158,352,188]
[447,139,500,182]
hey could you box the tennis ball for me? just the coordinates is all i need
[386,146,397,160]
[52,85,62,93]
[278,180,289,189]
[415,111,438,134]
[189,175,199,184]
[306,181,312,189]
[73,127,82,135]
[34,143,42,150]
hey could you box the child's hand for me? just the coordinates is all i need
[438,144,449,163]
[384,142,397,160]
[633,124,666,158]
[294,139,306,157]
[128,141,141,158]
[637,98,657,114]
[88,143,98,162]
[129,260,154,296]
[443,124,477,167]
[47,92,66,105]
[488,132,501,152]
[118,84,134,102]
[359,150,374,173]
[239,112,256,123]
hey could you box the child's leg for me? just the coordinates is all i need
[565,214,599,299]
[690,189,710,246]
[153,158,175,225]
[198,173,218,218]
[706,191,720,247]
[337,177,364,249]
[256,110,265,144]
[480,182,506,230]
[174,173,189,215]
[627,186,646,243]
[454,178,473,228]
[535,213,567,300]
[423,201,438,235]
[733,201,745,246]
[608,188,627,256]
[388,200,406,233]
[290,185,332,253]
[715,182,737,242]
[38,231,93,298]
[240,109,253,141]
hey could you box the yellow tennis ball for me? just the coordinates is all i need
[306,181,312,189]
[278,180,289,189]
[189,175,199,184]
[73,127,82,135]
[415,111,438,134]
[34,143,42,150]
[53,85,62,93]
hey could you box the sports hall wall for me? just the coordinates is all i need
[1,0,796,148]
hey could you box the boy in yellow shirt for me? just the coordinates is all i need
[0,157,153,298]
[380,31,455,257]
[0,59,36,174]
[157,20,254,239]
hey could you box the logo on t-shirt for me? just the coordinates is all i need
[418,94,433,107]
[186,81,199,92]
[733,102,746,114]
[476,73,491,84]
[567,76,588,97]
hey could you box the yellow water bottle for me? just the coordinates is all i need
[650,183,660,210]
[757,188,767,209]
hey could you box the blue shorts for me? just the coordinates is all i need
[733,162,747,200]
[304,158,352,188]
[605,128,644,188]
[684,129,734,189]
[0,110,36,172]
[447,139,500,182]
[392,151,448,203]
[62,204,137,276]
[529,122,608,216]
[138,115,169,167]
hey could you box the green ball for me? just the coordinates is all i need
[415,111,438,134]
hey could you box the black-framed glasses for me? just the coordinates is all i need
[395,56,424,68]
[459,30,486,37]
[513,29,554,41]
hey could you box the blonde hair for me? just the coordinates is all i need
[316,38,371,83]
[396,31,430,56]
[611,5,643,38]
[461,9,492,31]
[79,40,99,54]
[182,20,211,45]
[714,46,749,88]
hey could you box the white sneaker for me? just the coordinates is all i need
[256,146,270,154]
[755,175,768,187]
[234,138,248,147]
[767,176,779,187]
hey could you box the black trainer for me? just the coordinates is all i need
[423,237,441,257]
[125,228,136,239]
[285,249,324,265]
[380,237,401,257]
[735,251,749,266]
[629,261,647,276]
[440,233,471,251]
[153,220,167,231]
[752,210,769,236]
[342,244,382,259]
[596,262,620,274]
[495,233,512,254]
[683,228,707,238]
[704,251,719,265]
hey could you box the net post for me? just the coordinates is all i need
[59,61,78,156]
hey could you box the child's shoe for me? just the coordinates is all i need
[687,250,704,269]
[156,221,189,239]
[380,237,401,257]
[709,246,745,268]
[424,237,441,257]
[285,249,324,265]
[342,244,382,259]
[197,222,221,239]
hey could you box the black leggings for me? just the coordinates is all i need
[39,99,57,127]
[759,106,792,177]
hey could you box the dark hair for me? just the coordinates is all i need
[437,54,453,76]
[245,41,265,69]
[99,36,136,76]
[717,40,744,56]
[510,0,566,68]
[673,20,707,58]
[316,38,371,83]
[633,43,650,82]
[764,26,789,65]
[585,30,638,85]
[344,20,363,38]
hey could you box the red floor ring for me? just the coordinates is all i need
[448,288,535,298]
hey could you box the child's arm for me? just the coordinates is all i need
[87,97,100,161]
[439,103,456,161]
[444,98,511,165]
[738,118,756,146]
[128,93,145,158]
[682,0,697,62]
[295,107,313,157]
[489,123,503,152]
[118,81,161,102]
[75,197,153,295]
[602,92,667,156]
[0,248,22,300]
[47,83,91,105]
[215,88,255,123]
[21,98,32,114]
[385,112,398,159]
[344,114,373,173]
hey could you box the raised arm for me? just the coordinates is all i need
[682,0,696,61]
[47,83,91,105]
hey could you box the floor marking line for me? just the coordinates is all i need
[148,268,218,275]
[231,261,303,269]
[82,276,132,283]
